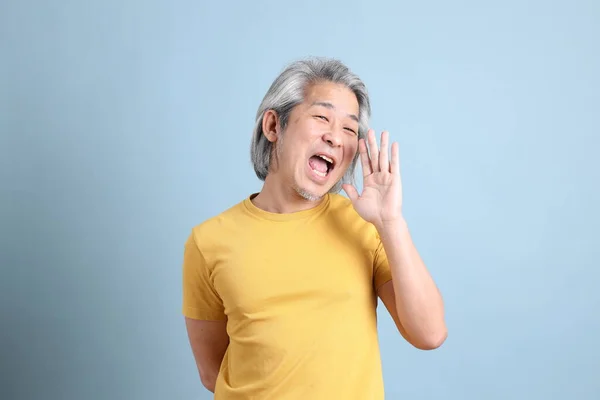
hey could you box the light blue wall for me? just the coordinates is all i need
[2,1,599,399]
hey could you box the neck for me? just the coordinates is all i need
[252,174,325,214]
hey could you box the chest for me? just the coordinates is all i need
[210,227,376,318]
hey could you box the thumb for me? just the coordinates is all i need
[342,184,359,203]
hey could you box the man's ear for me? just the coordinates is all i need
[262,110,280,143]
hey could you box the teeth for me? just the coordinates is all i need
[317,154,333,164]
[311,168,327,177]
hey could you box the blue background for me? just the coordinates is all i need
[2,1,599,399]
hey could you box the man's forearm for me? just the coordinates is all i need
[378,218,447,348]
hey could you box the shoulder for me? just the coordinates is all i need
[327,193,367,224]
[327,192,359,216]
[187,199,247,252]
[325,193,381,242]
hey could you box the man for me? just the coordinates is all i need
[182,57,447,399]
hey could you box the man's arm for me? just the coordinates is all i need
[185,317,229,393]
[341,130,447,349]
[377,218,447,350]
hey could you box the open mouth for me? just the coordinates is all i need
[308,154,335,178]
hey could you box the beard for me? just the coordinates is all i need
[293,185,323,202]
[293,175,345,201]
[273,133,348,201]
[274,135,324,202]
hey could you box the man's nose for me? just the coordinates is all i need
[322,131,342,147]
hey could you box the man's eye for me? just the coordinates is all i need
[315,115,329,121]
[345,127,357,135]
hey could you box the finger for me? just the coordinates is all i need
[358,138,372,177]
[379,131,389,172]
[342,184,360,202]
[390,141,400,175]
[367,129,379,172]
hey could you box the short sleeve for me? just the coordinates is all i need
[181,231,226,321]
[373,238,392,290]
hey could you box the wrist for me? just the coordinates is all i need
[376,216,409,238]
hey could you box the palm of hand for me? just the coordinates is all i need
[342,130,403,228]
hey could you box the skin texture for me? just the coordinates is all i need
[252,81,361,213]
[185,81,447,392]
[344,128,447,350]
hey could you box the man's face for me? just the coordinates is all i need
[266,81,361,201]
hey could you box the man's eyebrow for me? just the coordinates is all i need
[311,101,359,123]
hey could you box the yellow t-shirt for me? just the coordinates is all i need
[182,193,392,399]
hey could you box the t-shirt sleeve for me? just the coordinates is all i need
[181,231,227,321]
[373,237,393,290]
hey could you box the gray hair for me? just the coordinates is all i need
[250,57,371,193]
